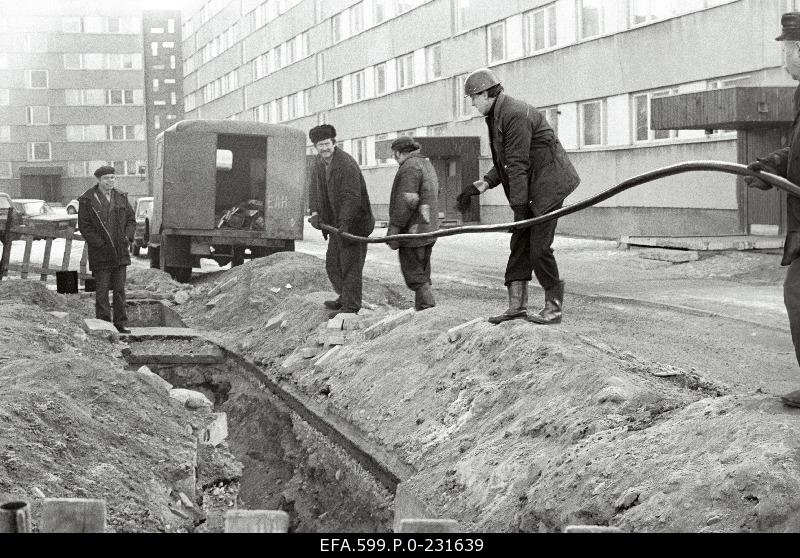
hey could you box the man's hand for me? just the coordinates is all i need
[456,184,483,212]
[308,213,321,230]
[508,205,530,233]
[386,225,401,250]
[744,161,773,191]
[322,230,329,240]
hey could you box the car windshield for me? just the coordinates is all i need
[136,199,153,219]
[16,201,51,215]
[0,196,10,209]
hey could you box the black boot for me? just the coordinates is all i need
[415,283,436,311]
[527,281,564,325]
[488,281,528,324]
[324,298,342,310]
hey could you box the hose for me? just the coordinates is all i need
[318,161,799,243]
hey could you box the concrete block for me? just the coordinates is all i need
[40,499,106,533]
[363,308,416,340]
[135,365,172,395]
[170,388,213,410]
[224,510,289,533]
[281,352,305,369]
[638,249,699,263]
[82,319,119,342]
[197,412,228,446]
[205,293,228,309]
[266,311,287,331]
[447,317,484,343]
[122,344,225,365]
[340,313,364,330]
[47,311,69,320]
[563,525,623,533]
[327,316,345,330]
[300,347,321,359]
[314,345,342,367]
[398,519,460,533]
[325,331,346,346]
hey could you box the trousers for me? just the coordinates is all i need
[784,257,800,367]
[398,244,433,291]
[326,235,368,313]
[504,203,562,289]
[94,265,128,325]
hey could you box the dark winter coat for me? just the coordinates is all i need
[484,92,580,216]
[310,146,375,237]
[77,185,136,272]
[755,85,800,266]
[388,151,439,248]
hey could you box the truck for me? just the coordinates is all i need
[148,120,307,282]
[130,196,153,257]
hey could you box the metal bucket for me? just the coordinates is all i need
[56,270,78,294]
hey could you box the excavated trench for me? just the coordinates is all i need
[123,301,396,532]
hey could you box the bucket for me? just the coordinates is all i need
[56,271,78,294]
[0,501,31,533]
[84,276,96,293]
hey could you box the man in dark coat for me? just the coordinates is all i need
[386,136,440,311]
[745,12,800,408]
[307,124,375,316]
[456,68,580,326]
[78,165,136,333]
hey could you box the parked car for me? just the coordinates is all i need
[0,192,12,210]
[66,199,79,215]
[10,199,78,240]
[130,196,153,256]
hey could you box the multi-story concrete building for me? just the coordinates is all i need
[0,0,148,204]
[180,0,800,238]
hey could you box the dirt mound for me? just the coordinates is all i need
[127,267,185,293]
[0,279,85,313]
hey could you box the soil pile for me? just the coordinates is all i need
[0,280,240,532]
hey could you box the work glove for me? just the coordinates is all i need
[744,161,773,191]
[308,213,321,230]
[456,184,482,212]
[508,205,531,233]
[386,225,401,251]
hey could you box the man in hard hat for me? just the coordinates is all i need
[744,12,800,408]
[307,124,375,316]
[456,68,580,325]
[386,136,439,311]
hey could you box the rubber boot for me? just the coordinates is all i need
[488,281,528,324]
[414,283,436,311]
[781,388,800,408]
[527,281,564,325]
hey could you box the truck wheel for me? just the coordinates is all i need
[149,245,161,269]
[232,246,245,267]
[130,241,141,257]
[166,266,192,283]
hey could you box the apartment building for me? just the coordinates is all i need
[181,0,800,238]
[0,0,148,204]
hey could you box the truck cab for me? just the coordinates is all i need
[149,120,306,282]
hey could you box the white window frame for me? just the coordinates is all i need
[579,99,605,147]
[0,89,8,105]
[541,106,559,137]
[397,53,414,90]
[26,70,48,89]
[455,0,470,32]
[487,21,506,64]
[633,89,679,143]
[332,13,343,44]
[0,126,10,142]
[425,43,442,81]
[455,74,472,120]
[350,2,364,35]
[334,78,345,107]
[523,4,557,54]
[26,106,50,125]
[63,53,83,69]
[62,17,82,33]
[351,70,366,102]
[28,142,51,161]
[352,137,368,166]
[374,0,391,24]
[578,0,604,40]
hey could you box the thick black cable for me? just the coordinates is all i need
[318,161,800,243]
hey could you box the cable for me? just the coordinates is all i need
[317,161,799,243]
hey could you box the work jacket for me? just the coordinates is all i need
[310,147,375,237]
[756,85,800,266]
[484,92,580,216]
[77,185,136,271]
[388,151,440,248]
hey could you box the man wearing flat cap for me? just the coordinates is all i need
[745,12,800,408]
[387,136,439,311]
[308,124,375,316]
[78,165,136,333]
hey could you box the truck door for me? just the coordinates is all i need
[163,130,217,229]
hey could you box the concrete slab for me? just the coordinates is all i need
[123,327,203,339]
[393,482,434,533]
[447,317,485,343]
[82,319,119,342]
[637,248,699,263]
[363,308,416,340]
[122,343,225,365]
[170,388,213,409]
[621,235,784,252]
[266,311,287,331]
[314,345,342,367]
[135,365,172,395]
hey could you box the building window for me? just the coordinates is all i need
[167,19,175,33]
[350,2,364,35]
[541,106,559,137]
[25,35,47,52]
[0,126,10,142]
[63,53,82,69]
[26,70,48,89]
[580,100,604,147]
[426,43,442,81]
[107,125,141,141]
[83,16,104,33]
[397,53,414,89]
[352,137,367,166]
[28,142,51,161]
[487,21,506,63]
[84,53,104,69]
[428,124,447,136]
[455,0,469,32]
[351,70,366,101]
[455,74,471,119]
[0,89,8,105]
[0,53,7,68]
[0,163,13,178]
[84,89,105,105]
[171,92,177,105]
[287,94,298,120]
[62,17,82,32]
[170,55,176,69]
[334,78,345,106]
[375,0,391,24]
[153,79,160,92]
[26,106,49,125]
[154,115,161,130]
[524,4,557,54]
[332,13,343,44]
[579,0,604,40]
[375,63,387,95]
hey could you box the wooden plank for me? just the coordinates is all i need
[80,243,88,282]
[62,232,73,271]
[20,236,33,279]
[4,263,92,279]
[40,498,106,533]
[0,207,13,279]
[40,237,53,281]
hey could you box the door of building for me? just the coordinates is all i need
[739,128,789,235]
[431,158,464,225]
[21,174,60,202]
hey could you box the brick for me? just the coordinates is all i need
[447,317,484,343]
[266,311,287,331]
[398,519,460,533]
[205,293,229,309]
[82,319,119,342]
[314,345,342,367]
[363,308,415,340]
[563,525,622,533]
[638,248,699,263]
[197,412,228,447]
[224,510,289,533]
